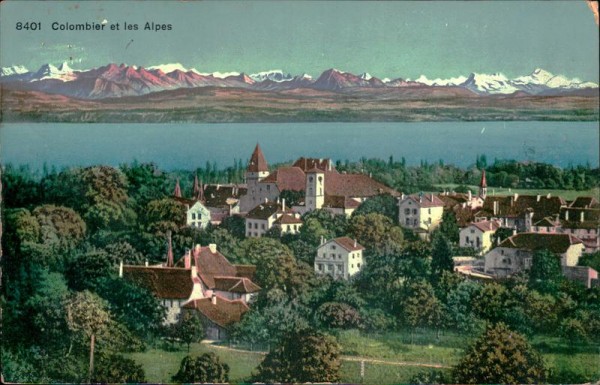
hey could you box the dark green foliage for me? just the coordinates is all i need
[219,214,246,239]
[430,232,454,282]
[66,249,114,291]
[529,250,564,295]
[578,251,600,272]
[438,211,459,244]
[253,329,341,383]
[316,302,362,329]
[353,193,399,221]
[178,313,206,352]
[348,213,404,254]
[92,354,146,383]
[172,353,230,383]
[1,164,41,208]
[401,280,443,331]
[452,323,547,384]
[279,189,304,207]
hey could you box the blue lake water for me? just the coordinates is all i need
[0,122,598,171]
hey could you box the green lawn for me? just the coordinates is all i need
[126,331,600,384]
[433,185,599,201]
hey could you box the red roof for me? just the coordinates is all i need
[247,144,269,172]
[213,276,261,293]
[329,236,364,252]
[260,167,306,191]
[246,201,282,220]
[480,170,487,188]
[184,298,249,328]
[324,172,399,197]
[499,233,583,254]
[404,194,445,208]
[323,195,361,209]
[275,213,303,224]
[123,266,193,299]
[470,220,501,233]
[292,157,334,172]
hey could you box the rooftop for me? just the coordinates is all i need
[184,297,249,328]
[498,232,583,254]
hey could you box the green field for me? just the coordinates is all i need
[433,185,599,201]
[126,329,600,384]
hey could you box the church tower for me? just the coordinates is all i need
[305,168,325,211]
[244,144,270,209]
[479,169,487,199]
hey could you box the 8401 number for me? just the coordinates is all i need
[16,22,41,30]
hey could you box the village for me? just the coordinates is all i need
[2,144,599,383]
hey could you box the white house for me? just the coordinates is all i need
[314,237,365,280]
[459,220,501,254]
[398,193,445,234]
[483,233,584,278]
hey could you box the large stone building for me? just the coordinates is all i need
[314,237,365,280]
[483,233,584,278]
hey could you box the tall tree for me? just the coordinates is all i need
[348,213,404,254]
[430,232,454,282]
[528,250,564,295]
[352,193,399,222]
[452,323,546,384]
[438,211,459,244]
[177,312,206,352]
[401,280,443,341]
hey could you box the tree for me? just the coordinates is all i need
[279,189,304,207]
[445,279,483,333]
[452,323,547,384]
[32,205,86,249]
[219,215,246,239]
[559,318,588,348]
[438,211,459,244]
[67,249,114,291]
[172,353,229,383]
[92,354,146,383]
[578,251,600,272]
[239,237,293,266]
[65,291,112,383]
[401,280,443,341]
[348,213,404,254]
[143,198,186,234]
[430,232,454,282]
[472,282,509,323]
[254,252,315,298]
[253,328,341,383]
[316,302,362,329]
[103,241,145,266]
[178,313,206,352]
[529,250,563,295]
[352,193,398,221]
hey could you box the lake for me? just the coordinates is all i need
[0,122,598,171]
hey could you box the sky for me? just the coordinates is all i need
[1,0,598,81]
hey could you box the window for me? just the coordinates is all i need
[254,223,258,229]
[192,213,196,219]
[405,208,410,215]
[261,224,265,230]
[351,264,354,268]
[406,218,410,225]
[331,245,337,250]
[318,176,323,183]
[412,209,417,215]
[357,263,361,268]
[318,264,323,271]
[338,254,342,259]
[266,185,270,191]
[328,264,333,271]
[309,176,314,182]
[330,253,335,258]
[428,208,431,214]
[338,265,344,274]
[465,236,470,243]
[248,222,252,228]
[470,229,475,234]
[500,249,504,255]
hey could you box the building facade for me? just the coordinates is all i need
[314,237,365,280]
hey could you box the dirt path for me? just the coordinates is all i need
[204,341,450,369]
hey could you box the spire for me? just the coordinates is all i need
[247,143,269,172]
[174,178,182,198]
[193,174,200,197]
[479,170,488,199]
[166,231,174,267]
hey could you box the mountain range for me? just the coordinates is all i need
[1,62,598,100]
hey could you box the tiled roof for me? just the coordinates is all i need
[246,202,281,220]
[560,207,600,229]
[325,173,400,197]
[452,205,476,227]
[322,195,362,210]
[498,233,583,254]
[275,213,303,224]
[330,236,364,252]
[292,157,334,172]
[202,184,246,208]
[247,144,269,172]
[213,276,261,293]
[234,265,256,280]
[123,266,193,299]
[173,196,198,206]
[470,220,501,233]
[534,217,558,227]
[260,167,306,191]
[570,197,599,209]
[479,195,566,222]
[184,298,249,328]
[438,194,469,209]
[403,194,445,208]
[175,246,238,288]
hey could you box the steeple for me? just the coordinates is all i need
[173,178,182,198]
[166,231,174,267]
[479,169,487,199]
[198,179,205,201]
[247,143,269,172]
[193,174,200,197]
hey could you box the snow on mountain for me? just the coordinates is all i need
[415,75,468,87]
[31,62,77,82]
[199,71,240,79]
[147,63,190,74]
[249,70,293,83]
[512,68,598,91]
[1,65,29,77]
[359,72,372,80]
[460,72,519,94]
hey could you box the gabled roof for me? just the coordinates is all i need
[560,207,600,229]
[292,157,334,172]
[247,144,269,172]
[478,195,566,222]
[323,236,364,252]
[184,298,249,328]
[246,201,281,220]
[570,197,599,209]
[123,266,193,299]
[175,245,238,289]
[275,213,303,224]
[202,184,246,208]
[402,194,445,208]
[324,173,400,197]
[260,167,306,191]
[322,195,361,210]
[469,220,501,233]
[534,217,558,227]
[498,233,583,254]
[213,276,261,293]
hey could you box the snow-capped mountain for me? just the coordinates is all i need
[460,72,520,95]
[30,62,77,82]
[512,68,598,93]
[199,71,240,79]
[249,70,294,83]
[359,72,373,81]
[1,65,29,77]
[415,75,468,87]
[147,63,201,75]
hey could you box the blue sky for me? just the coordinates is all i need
[1,1,598,81]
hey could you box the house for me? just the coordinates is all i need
[201,184,247,225]
[483,233,584,277]
[182,296,249,340]
[238,144,400,215]
[174,197,212,229]
[438,170,487,212]
[274,212,303,235]
[558,197,599,253]
[314,237,364,280]
[398,193,445,234]
[122,241,260,330]
[459,220,501,254]
[474,193,566,232]
[245,200,302,237]
[562,266,599,288]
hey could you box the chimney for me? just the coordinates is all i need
[211,293,217,305]
[145,259,149,267]
[264,197,268,203]
[166,231,174,267]
[580,211,585,223]
[401,193,406,200]
[565,210,569,221]
[209,243,217,253]
[282,198,286,212]
[536,195,541,202]
[462,202,466,209]
[119,260,123,278]
[320,236,325,245]
[468,190,472,201]
[184,249,191,269]
[191,264,197,278]
[493,201,498,216]
[547,193,551,199]
[354,239,357,247]
[512,228,517,236]
[514,193,519,202]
